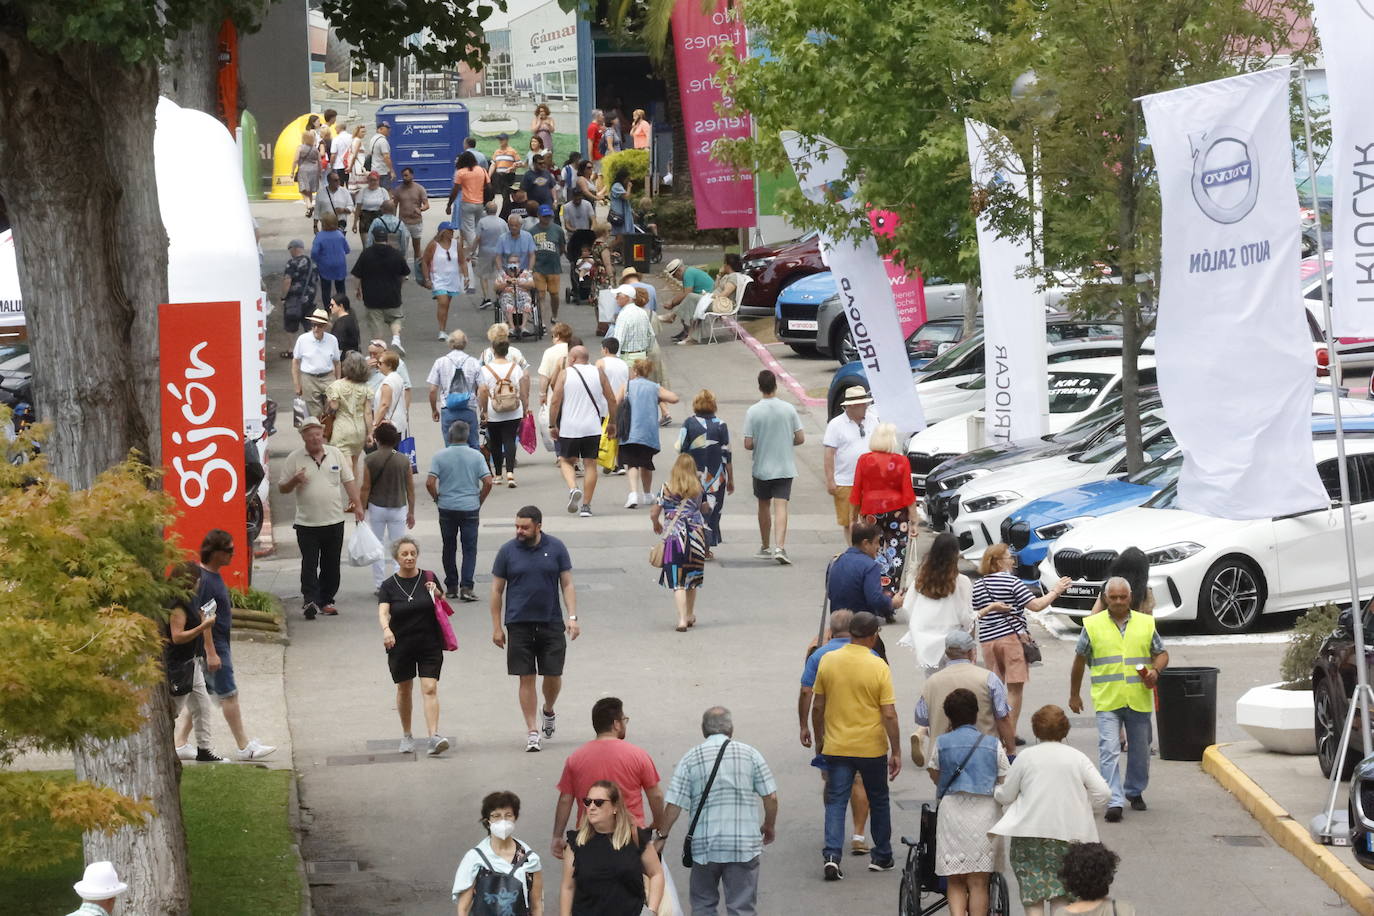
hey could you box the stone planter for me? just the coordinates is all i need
[1236,682,1316,755]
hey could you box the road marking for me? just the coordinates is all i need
[727,317,827,407]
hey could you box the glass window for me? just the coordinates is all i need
[1317,458,1343,501]
[1126,452,1183,486]
[1047,372,1112,414]
[919,332,984,376]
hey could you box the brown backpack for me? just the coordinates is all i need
[490,363,520,413]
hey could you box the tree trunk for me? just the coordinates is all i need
[74,688,190,916]
[161,16,221,115]
[0,35,188,914]
[961,278,980,339]
[660,31,692,197]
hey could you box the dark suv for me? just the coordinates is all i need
[1312,604,1374,780]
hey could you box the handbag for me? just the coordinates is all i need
[518,413,537,454]
[425,571,458,651]
[683,738,731,868]
[1020,634,1043,666]
[650,502,687,568]
[397,435,418,473]
[935,733,989,801]
[597,417,619,471]
[167,657,197,697]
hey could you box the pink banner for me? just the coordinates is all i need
[869,209,925,336]
[672,0,757,229]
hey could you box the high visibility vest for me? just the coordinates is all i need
[1083,610,1156,714]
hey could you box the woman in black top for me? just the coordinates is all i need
[377,536,450,757]
[560,780,663,916]
[164,562,223,762]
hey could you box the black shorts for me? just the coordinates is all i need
[556,434,602,460]
[752,476,793,501]
[386,639,444,684]
[506,622,567,676]
[619,443,658,470]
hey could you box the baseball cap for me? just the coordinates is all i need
[287,238,305,251]
[497,132,509,140]
[437,220,453,232]
[538,204,554,216]
[367,170,380,179]
[299,417,324,431]
[614,284,638,299]
[945,629,976,652]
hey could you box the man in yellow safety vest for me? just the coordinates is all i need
[1069,576,1169,823]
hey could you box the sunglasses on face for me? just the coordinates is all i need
[582,797,610,808]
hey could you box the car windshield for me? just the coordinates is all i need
[908,323,966,358]
[0,344,28,372]
[1126,452,1184,486]
[1047,372,1113,414]
[1143,480,1180,509]
[1070,418,1165,464]
[919,331,984,374]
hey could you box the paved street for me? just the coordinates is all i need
[248,201,1354,914]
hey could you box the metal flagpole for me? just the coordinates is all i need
[1299,62,1374,845]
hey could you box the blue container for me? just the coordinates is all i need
[375,102,470,195]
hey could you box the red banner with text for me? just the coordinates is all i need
[671,0,757,229]
[160,301,249,588]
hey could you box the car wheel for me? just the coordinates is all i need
[832,320,858,365]
[1315,675,1360,779]
[1196,556,1264,634]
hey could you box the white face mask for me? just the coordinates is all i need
[489,818,516,841]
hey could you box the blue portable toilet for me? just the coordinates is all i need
[376,101,470,195]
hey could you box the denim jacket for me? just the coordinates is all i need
[936,725,1000,798]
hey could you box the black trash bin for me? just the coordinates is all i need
[620,233,653,275]
[1155,666,1218,761]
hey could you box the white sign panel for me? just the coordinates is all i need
[781,131,925,437]
[508,1,578,97]
[965,119,1048,445]
[0,230,21,329]
[1141,69,1327,518]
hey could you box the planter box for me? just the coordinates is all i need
[1236,682,1316,755]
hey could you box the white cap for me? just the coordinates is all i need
[74,861,128,901]
[614,284,638,299]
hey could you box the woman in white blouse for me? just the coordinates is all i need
[990,705,1112,916]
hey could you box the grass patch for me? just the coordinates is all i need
[0,767,299,915]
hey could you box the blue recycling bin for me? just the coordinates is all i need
[375,101,470,195]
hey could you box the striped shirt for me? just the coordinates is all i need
[972,571,1034,642]
[665,734,776,864]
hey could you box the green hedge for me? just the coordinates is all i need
[651,193,738,246]
[600,149,650,184]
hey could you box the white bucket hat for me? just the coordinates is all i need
[74,861,128,900]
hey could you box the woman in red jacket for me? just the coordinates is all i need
[850,421,917,594]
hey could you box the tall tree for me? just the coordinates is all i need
[0,2,501,909]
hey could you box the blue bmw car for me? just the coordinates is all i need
[1002,415,1374,583]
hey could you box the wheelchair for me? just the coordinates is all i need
[899,803,1012,915]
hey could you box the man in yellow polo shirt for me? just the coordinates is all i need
[811,611,901,880]
[1069,576,1169,823]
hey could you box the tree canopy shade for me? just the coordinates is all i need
[0,442,181,864]
[320,0,507,71]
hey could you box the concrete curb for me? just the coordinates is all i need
[287,772,314,916]
[1202,743,1374,914]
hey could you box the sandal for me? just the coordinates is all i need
[675,625,688,633]
[687,616,697,628]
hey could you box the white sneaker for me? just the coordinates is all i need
[774,547,792,566]
[640,492,654,507]
[235,738,277,761]
[428,735,451,757]
[753,545,774,559]
[567,488,583,513]
[542,709,557,738]
[526,731,542,753]
[625,493,639,509]
[390,337,406,357]
[399,735,415,754]
[437,331,448,341]
[175,743,195,761]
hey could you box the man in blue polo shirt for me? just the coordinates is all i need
[427,418,493,602]
[827,522,906,622]
[490,505,580,752]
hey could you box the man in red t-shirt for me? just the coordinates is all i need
[550,696,665,858]
[586,108,605,164]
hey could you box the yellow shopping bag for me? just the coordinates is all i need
[597,417,619,471]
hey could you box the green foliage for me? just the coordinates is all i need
[0,430,182,864]
[0,767,300,914]
[229,587,281,616]
[652,194,737,246]
[321,0,507,71]
[7,0,266,63]
[601,149,651,185]
[1281,602,1342,690]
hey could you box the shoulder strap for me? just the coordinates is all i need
[937,733,988,800]
[686,739,731,840]
[571,365,603,421]
[473,846,496,871]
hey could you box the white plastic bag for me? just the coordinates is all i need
[292,396,309,428]
[346,522,385,567]
[537,403,556,453]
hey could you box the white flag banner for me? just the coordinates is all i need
[1311,0,1374,336]
[1140,68,1327,518]
[965,119,1048,445]
[780,131,925,436]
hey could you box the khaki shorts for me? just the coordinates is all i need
[533,272,561,293]
[981,632,1029,685]
[832,486,856,526]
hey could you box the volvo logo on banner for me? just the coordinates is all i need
[1189,127,1259,224]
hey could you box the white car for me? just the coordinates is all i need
[907,356,1159,488]
[947,412,1174,560]
[1040,435,1374,633]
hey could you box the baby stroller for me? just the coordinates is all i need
[898,804,1011,915]
[565,228,597,305]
